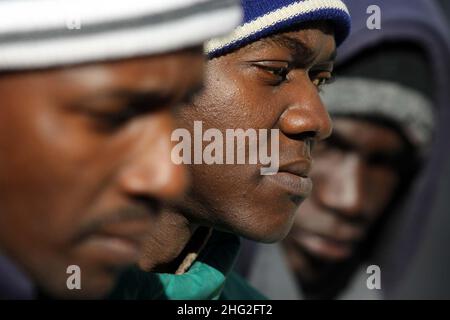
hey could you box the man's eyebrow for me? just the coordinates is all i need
[262,34,338,65]
[264,35,316,66]
[69,81,204,114]
[68,89,175,113]
[312,50,337,72]
[326,130,355,151]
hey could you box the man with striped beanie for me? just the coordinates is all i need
[0,0,241,299]
[111,0,351,300]
[242,0,443,300]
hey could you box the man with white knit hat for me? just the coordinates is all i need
[0,0,242,299]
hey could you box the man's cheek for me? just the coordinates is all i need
[368,172,400,216]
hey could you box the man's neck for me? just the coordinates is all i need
[138,209,199,273]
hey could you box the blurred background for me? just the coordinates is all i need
[235,0,450,299]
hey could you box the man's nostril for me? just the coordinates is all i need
[285,131,317,141]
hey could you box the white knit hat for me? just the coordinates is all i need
[320,77,435,151]
[0,0,242,70]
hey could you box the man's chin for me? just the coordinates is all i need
[298,234,355,262]
[39,271,118,299]
[240,221,296,244]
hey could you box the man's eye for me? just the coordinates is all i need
[311,72,334,91]
[259,66,289,84]
[89,108,137,131]
[312,77,327,87]
[72,92,175,132]
[251,61,290,85]
[266,66,289,79]
[84,103,147,132]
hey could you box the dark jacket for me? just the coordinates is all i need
[0,254,34,299]
[236,0,450,299]
[109,231,265,300]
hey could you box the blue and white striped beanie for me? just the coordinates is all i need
[206,0,351,58]
[0,0,242,70]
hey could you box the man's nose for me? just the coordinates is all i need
[315,154,365,218]
[278,82,333,141]
[118,112,188,201]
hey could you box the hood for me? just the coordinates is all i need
[336,0,450,297]
[109,230,241,300]
[236,0,449,300]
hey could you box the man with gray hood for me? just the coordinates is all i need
[238,0,448,299]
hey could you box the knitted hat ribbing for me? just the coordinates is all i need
[321,77,434,152]
[0,0,242,70]
[206,0,351,58]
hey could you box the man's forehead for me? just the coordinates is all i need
[265,34,336,60]
[332,117,406,153]
[0,52,204,105]
[240,24,336,62]
[61,52,202,86]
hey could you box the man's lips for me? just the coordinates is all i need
[267,173,313,199]
[266,160,313,199]
[79,217,152,267]
[278,160,312,177]
[292,229,360,261]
